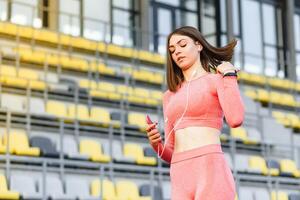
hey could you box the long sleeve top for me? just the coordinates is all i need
[151,73,245,163]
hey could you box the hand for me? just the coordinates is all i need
[146,123,162,147]
[216,61,239,74]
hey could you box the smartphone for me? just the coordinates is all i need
[146,115,153,125]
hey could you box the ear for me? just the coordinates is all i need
[195,41,203,52]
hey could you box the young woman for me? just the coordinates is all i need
[146,26,244,200]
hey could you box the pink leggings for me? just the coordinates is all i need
[170,144,236,200]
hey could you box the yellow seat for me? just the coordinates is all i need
[128,113,148,131]
[272,111,290,127]
[269,92,282,105]
[138,50,153,62]
[250,74,267,85]
[18,68,39,80]
[34,29,58,44]
[68,104,90,121]
[71,37,93,51]
[271,191,288,200]
[115,180,151,200]
[244,88,257,100]
[91,179,121,200]
[29,80,47,90]
[98,64,116,76]
[279,159,300,178]
[256,89,270,103]
[281,94,297,107]
[90,107,115,127]
[285,113,300,129]
[268,77,294,90]
[230,127,257,145]
[2,130,40,156]
[46,101,68,118]
[79,140,111,163]
[124,143,156,166]
[98,82,121,100]
[152,53,165,64]
[79,79,98,90]
[0,65,17,77]
[150,90,163,101]
[107,43,124,57]
[0,22,17,35]
[0,174,20,199]
[248,156,268,175]
[152,72,164,84]
[1,76,28,88]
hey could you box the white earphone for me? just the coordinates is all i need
[157,68,198,158]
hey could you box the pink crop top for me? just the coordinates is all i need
[152,73,245,163]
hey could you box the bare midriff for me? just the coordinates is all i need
[174,126,221,153]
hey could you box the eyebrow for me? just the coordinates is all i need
[169,39,186,47]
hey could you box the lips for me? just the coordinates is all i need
[177,56,185,62]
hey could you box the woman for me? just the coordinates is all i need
[146,26,244,200]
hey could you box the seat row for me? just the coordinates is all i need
[244,87,300,108]
[238,187,300,200]
[0,130,158,166]
[0,172,168,200]
[79,79,162,106]
[226,152,300,178]
[0,21,165,65]
[272,110,300,130]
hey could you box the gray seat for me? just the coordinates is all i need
[234,154,249,173]
[63,136,89,160]
[224,152,233,170]
[65,177,98,200]
[239,187,254,200]
[112,141,135,164]
[289,194,300,200]
[254,188,270,200]
[246,127,261,143]
[46,175,76,200]
[162,182,171,200]
[10,173,42,200]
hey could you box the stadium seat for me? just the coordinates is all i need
[254,188,271,200]
[65,177,98,200]
[90,107,119,127]
[289,194,300,200]
[79,139,111,163]
[224,152,233,169]
[230,127,258,145]
[143,147,158,163]
[10,173,42,199]
[127,112,148,131]
[266,159,280,176]
[1,93,25,113]
[139,184,163,200]
[91,179,121,200]
[248,156,268,175]
[234,154,249,173]
[272,111,291,127]
[123,143,157,166]
[256,89,270,103]
[112,141,135,164]
[279,159,300,178]
[244,88,257,100]
[61,136,88,160]
[115,180,151,200]
[79,79,97,89]
[68,104,90,121]
[239,187,254,200]
[0,65,17,77]
[2,130,40,156]
[30,136,60,158]
[0,174,20,199]
[46,101,68,118]
[45,175,75,200]
[285,113,300,129]
[98,82,121,100]
[271,191,288,200]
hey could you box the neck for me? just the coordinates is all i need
[183,60,207,81]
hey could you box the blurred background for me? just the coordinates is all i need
[0,0,299,199]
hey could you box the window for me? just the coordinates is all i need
[59,0,80,36]
[11,0,40,27]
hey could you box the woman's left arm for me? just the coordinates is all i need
[215,62,245,128]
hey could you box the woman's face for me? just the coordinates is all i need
[168,34,202,70]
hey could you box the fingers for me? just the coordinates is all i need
[146,123,157,132]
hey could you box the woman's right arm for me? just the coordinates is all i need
[148,91,174,163]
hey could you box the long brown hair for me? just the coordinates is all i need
[166,26,237,92]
